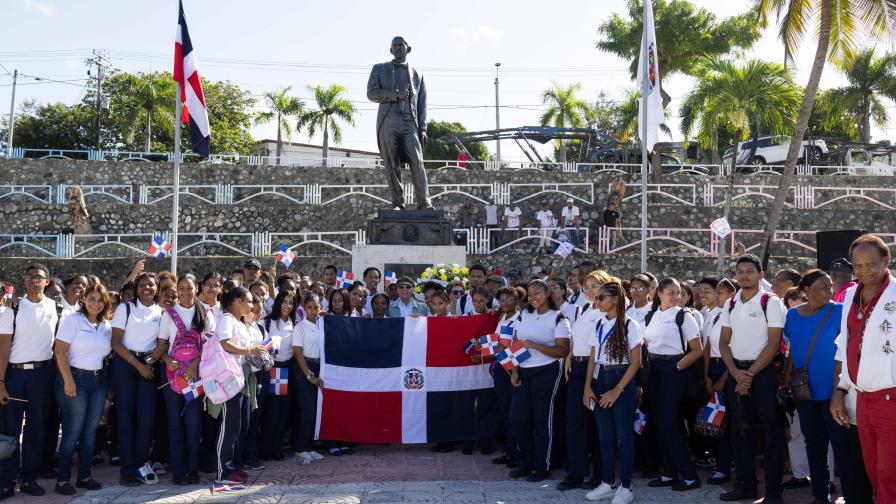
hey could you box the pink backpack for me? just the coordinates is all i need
[165,308,203,394]
[199,313,245,404]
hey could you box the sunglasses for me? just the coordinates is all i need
[397,285,413,290]
[596,294,616,302]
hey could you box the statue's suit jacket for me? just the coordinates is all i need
[367,61,427,146]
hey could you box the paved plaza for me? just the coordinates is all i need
[3,445,825,503]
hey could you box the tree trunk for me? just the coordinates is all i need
[862,99,872,143]
[559,141,567,163]
[717,129,742,276]
[275,112,282,167]
[144,115,151,153]
[651,146,661,184]
[322,120,329,167]
[758,0,832,270]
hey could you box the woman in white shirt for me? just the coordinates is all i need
[52,283,112,496]
[490,286,523,468]
[641,278,704,492]
[558,270,611,491]
[109,272,165,487]
[549,278,581,324]
[157,275,210,486]
[583,279,642,504]
[198,272,224,322]
[625,274,652,334]
[238,295,268,471]
[508,280,571,483]
[701,277,736,485]
[259,291,299,460]
[293,293,327,465]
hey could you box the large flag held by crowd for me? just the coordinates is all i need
[316,314,501,444]
[173,0,211,157]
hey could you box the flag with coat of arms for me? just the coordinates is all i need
[148,234,172,260]
[699,391,727,427]
[336,269,355,289]
[174,377,203,403]
[495,341,531,371]
[173,0,210,157]
[275,244,296,269]
[268,367,289,396]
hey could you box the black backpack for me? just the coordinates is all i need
[644,307,706,408]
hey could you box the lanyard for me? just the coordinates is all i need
[595,321,614,363]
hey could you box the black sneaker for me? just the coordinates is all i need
[672,478,701,491]
[109,455,121,467]
[582,477,600,490]
[243,458,265,471]
[118,475,140,488]
[720,487,758,501]
[53,482,75,496]
[783,477,810,489]
[556,477,582,491]
[508,467,531,479]
[19,481,44,496]
[76,478,101,491]
[526,470,549,483]
[172,474,189,486]
[648,477,676,488]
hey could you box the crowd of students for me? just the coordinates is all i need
[0,233,892,503]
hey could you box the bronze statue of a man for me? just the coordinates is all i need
[367,36,432,210]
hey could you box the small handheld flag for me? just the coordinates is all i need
[261,337,278,356]
[480,333,500,357]
[496,341,531,371]
[384,270,398,287]
[336,269,355,289]
[212,483,246,493]
[148,234,172,260]
[275,244,296,269]
[634,406,647,434]
[182,378,204,403]
[462,339,476,354]
[498,325,514,346]
[268,367,289,396]
[699,392,727,427]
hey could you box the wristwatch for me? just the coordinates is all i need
[306,371,316,380]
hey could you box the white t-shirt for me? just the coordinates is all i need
[720,290,786,361]
[514,310,571,368]
[484,204,499,225]
[111,301,163,353]
[55,312,111,370]
[570,308,603,357]
[0,297,59,363]
[266,318,295,362]
[561,205,580,224]
[536,210,554,228]
[626,303,651,334]
[589,315,643,365]
[294,318,321,359]
[703,306,724,358]
[216,312,250,367]
[643,306,700,356]
[504,207,522,228]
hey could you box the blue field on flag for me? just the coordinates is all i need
[323,316,404,368]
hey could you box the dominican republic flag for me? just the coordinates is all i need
[699,392,727,427]
[275,244,296,269]
[384,270,398,287]
[461,339,476,354]
[634,404,647,434]
[499,325,514,339]
[148,234,172,260]
[181,378,204,402]
[316,313,500,444]
[496,341,530,371]
[173,0,210,157]
[260,337,278,356]
[268,367,289,396]
[480,333,500,357]
[212,483,245,493]
[336,269,355,289]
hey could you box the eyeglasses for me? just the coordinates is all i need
[631,286,648,292]
[596,294,616,301]
[397,285,412,290]
[25,274,47,281]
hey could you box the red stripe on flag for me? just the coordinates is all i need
[318,389,402,444]
[186,72,207,107]
[426,313,499,367]
[173,41,184,87]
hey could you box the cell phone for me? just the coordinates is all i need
[589,398,596,411]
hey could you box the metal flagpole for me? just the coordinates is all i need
[171,83,182,276]
[6,70,16,157]
[639,27,649,273]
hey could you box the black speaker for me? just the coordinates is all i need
[816,230,867,271]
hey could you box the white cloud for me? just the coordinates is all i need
[23,0,56,16]
[448,25,504,53]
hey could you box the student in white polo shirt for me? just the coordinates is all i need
[293,293,326,465]
[259,290,299,461]
[508,280,571,483]
[0,264,59,498]
[718,255,787,503]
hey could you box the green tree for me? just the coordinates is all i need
[105,72,176,152]
[200,79,256,155]
[10,100,100,150]
[539,82,589,163]
[423,120,488,162]
[808,89,859,140]
[597,0,762,107]
[757,0,896,267]
[679,58,801,273]
[829,48,896,143]
[298,84,357,166]
[254,86,304,164]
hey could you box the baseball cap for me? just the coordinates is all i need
[486,274,505,284]
[566,197,574,203]
[829,258,853,272]
[243,259,262,269]
[396,276,415,286]
[507,268,523,279]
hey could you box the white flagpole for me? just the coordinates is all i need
[639,10,649,274]
[171,83,182,276]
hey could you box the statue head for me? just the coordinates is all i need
[390,36,411,62]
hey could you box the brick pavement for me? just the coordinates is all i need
[3,445,831,503]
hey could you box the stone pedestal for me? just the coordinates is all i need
[366,209,453,246]
[351,244,467,288]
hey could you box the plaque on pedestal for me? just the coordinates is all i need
[366,209,453,246]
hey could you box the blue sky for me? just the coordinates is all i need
[1,0,893,159]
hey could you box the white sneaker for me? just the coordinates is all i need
[136,462,159,485]
[294,452,314,465]
[308,450,325,460]
[585,482,615,501]
[611,486,633,504]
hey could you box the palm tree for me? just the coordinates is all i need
[756,0,895,268]
[120,72,175,152]
[254,86,304,165]
[679,58,801,274]
[830,48,896,143]
[540,82,590,163]
[298,84,357,167]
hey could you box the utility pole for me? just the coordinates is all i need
[6,69,16,157]
[86,50,109,151]
[494,62,501,167]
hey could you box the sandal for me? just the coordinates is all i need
[136,463,159,485]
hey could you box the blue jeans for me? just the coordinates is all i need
[592,364,636,488]
[796,399,851,502]
[55,369,107,483]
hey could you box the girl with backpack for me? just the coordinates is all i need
[582,279,642,504]
[259,291,299,460]
[158,275,209,485]
[212,286,265,485]
[641,278,703,492]
[236,295,269,471]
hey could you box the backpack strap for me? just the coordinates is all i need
[728,297,737,313]
[760,292,771,322]
[555,311,567,326]
[12,298,63,337]
[675,309,687,354]
[166,307,189,332]
[460,293,469,313]
[644,309,654,327]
